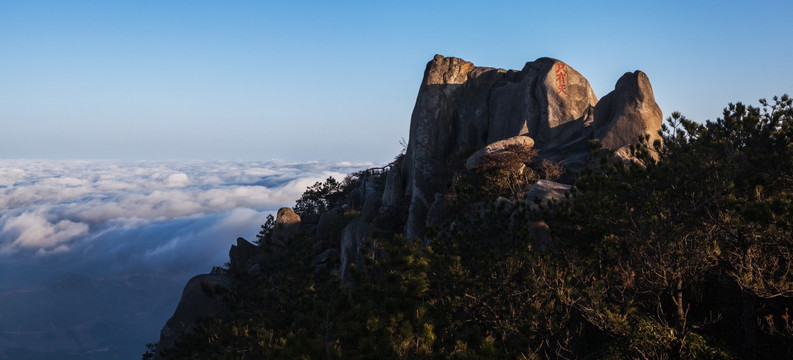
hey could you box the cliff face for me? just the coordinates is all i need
[398,54,662,240]
[152,55,662,355]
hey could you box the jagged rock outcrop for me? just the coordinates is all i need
[228,237,257,271]
[396,54,662,240]
[156,207,305,355]
[154,274,233,355]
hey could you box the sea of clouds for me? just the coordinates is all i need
[0,159,371,286]
[0,159,372,359]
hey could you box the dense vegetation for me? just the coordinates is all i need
[149,96,793,359]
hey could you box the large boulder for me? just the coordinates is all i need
[594,71,663,151]
[532,58,598,149]
[526,180,572,210]
[272,207,301,245]
[465,135,536,170]
[484,58,598,154]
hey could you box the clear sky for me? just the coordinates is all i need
[2,1,791,162]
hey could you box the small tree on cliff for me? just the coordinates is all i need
[293,175,360,217]
[255,214,276,246]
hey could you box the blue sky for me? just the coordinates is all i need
[2,1,792,162]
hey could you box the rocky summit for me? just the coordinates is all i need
[151,55,663,357]
[400,54,661,240]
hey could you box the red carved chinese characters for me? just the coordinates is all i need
[555,63,567,95]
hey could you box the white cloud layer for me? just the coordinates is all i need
[0,159,372,285]
[2,211,88,250]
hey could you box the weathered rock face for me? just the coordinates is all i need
[530,58,598,149]
[339,217,372,282]
[272,207,301,245]
[381,165,404,207]
[594,71,663,151]
[361,187,383,222]
[315,209,341,242]
[402,55,477,240]
[400,55,662,240]
[425,192,454,234]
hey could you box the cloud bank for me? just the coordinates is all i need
[0,159,372,287]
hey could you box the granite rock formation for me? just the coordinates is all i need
[593,70,664,151]
[397,55,662,239]
[272,207,301,245]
